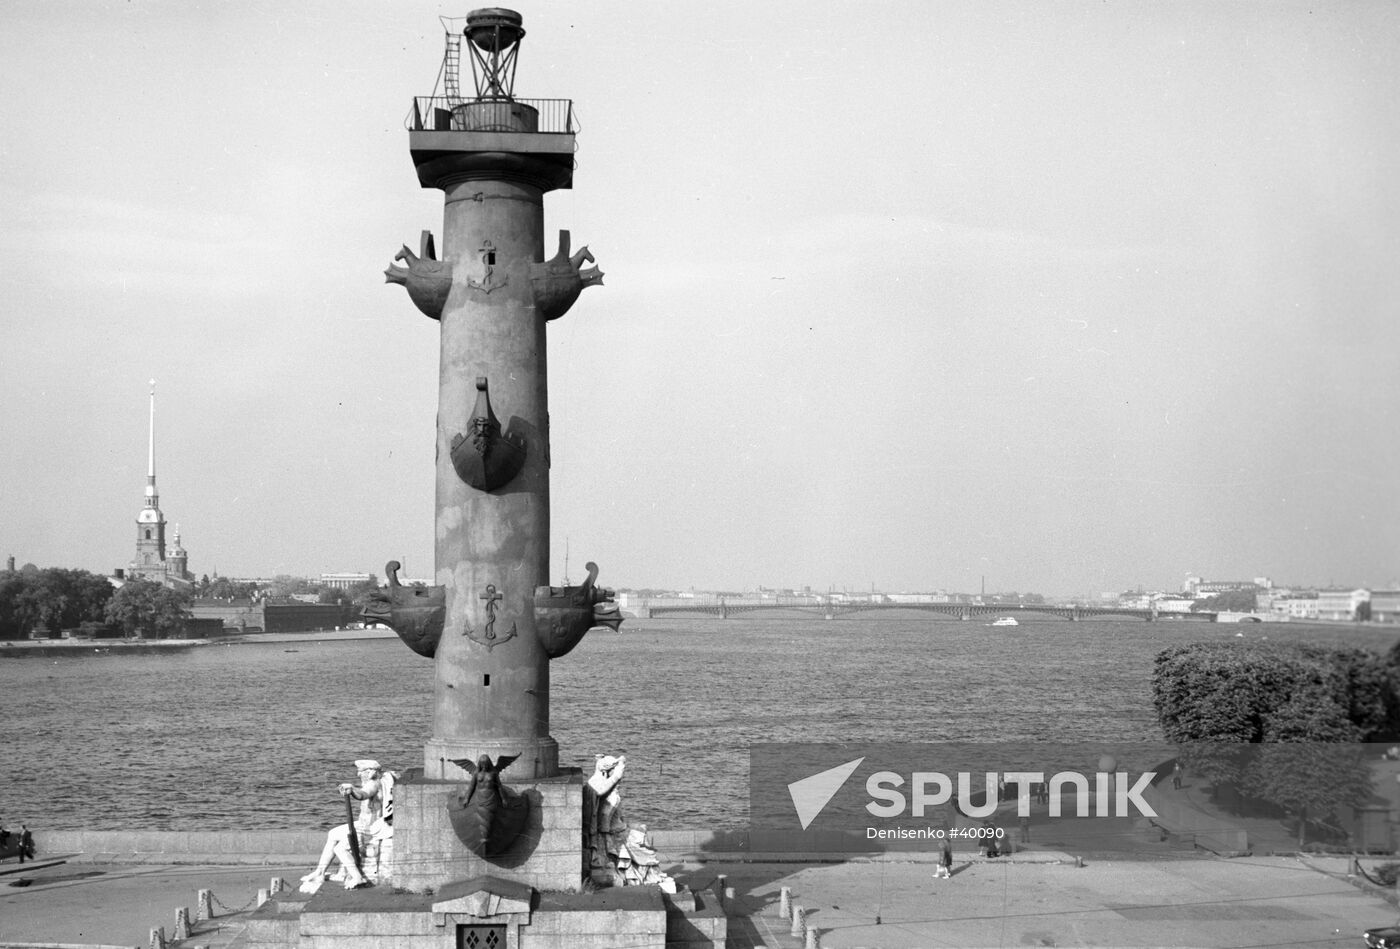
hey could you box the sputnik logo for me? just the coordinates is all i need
[787,757,865,829]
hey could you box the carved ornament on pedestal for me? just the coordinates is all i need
[447,754,532,858]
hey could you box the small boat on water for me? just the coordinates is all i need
[989,616,1019,627]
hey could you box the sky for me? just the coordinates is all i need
[1,1,1397,596]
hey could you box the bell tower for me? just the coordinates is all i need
[132,380,167,573]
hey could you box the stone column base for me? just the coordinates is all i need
[389,767,584,894]
[424,735,559,780]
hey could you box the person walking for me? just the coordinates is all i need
[933,836,953,879]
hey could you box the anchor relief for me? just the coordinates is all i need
[466,582,517,650]
[467,239,508,294]
[450,377,527,492]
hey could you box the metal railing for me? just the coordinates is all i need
[407,97,575,133]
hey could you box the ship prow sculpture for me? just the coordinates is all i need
[253,9,730,948]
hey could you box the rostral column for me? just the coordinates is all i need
[382,8,611,781]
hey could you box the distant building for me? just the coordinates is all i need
[1265,594,1319,621]
[321,572,373,590]
[187,597,356,633]
[123,382,192,590]
[1182,575,1265,598]
[1315,588,1369,622]
[1371,591,1400,624]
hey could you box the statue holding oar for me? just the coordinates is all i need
[299,759,396,892]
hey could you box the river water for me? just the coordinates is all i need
[1,616,1393,832]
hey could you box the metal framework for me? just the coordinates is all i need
[433,12,525,103]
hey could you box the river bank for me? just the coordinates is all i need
[0,626,399,658]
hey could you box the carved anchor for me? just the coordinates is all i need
[467,239,508,294]
[450,378,527,492]
[466,583,517,650]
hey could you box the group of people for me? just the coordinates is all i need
[0,822,35,863]
[996,776,1051,805]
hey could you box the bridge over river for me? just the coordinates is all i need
[633,598,1221,622]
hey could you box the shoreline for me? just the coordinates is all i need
[0,627,399,657]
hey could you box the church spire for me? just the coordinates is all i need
[133,379,167,575]
[145,379,158,510]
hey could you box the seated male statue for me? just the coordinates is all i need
[300,759,395,891]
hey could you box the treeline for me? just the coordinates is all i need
[1152,640,1400,845]
[194,573,380,605]
[0,567,192,639]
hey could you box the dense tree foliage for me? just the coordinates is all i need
[1191,590,1259,612]
[317,576,381,606]
[0,567,114,638]
[1154,641,1400,743]
[195,576,260,600]
[1153,641,1400,844]
[103,579,193,639]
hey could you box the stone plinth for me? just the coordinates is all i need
[527,886,668,949]
[663,886,729,949]
[389,767,585,893]
[275,878,673,949]
[226,843,722,949]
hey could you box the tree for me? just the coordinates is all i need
[202,577,259,601]
[1192,589,1259,612]
[1153,640,1399,845]
[318,586,350,606]
[0,567,113,638]
[348,575,380,599]
[104,579,192,639]
[1251,693,1373,846]
[0,573,27,639]
[268,575,314,599]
